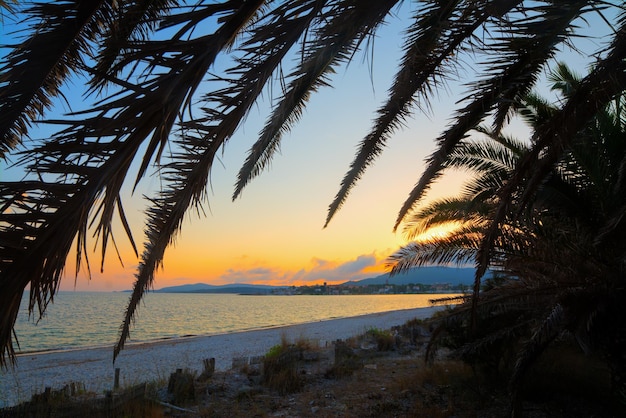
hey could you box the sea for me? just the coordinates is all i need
[13,292,456,354]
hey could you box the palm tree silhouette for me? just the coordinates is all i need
[388,63,626,407]
[0,1,624,365]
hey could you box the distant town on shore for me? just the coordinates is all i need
[151,266,486,295]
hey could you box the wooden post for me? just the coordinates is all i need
[203,358,215,377]
[114,367,120,389]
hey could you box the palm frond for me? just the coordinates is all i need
[516,91,558,128]
[387,225,484,274]
[479,19,626,286]
[114,130,219,359]
[234,0,398,201]
[0,134,133,366]
[394,1,594,231]
[327,0,498,228]
[401,197,480,239]
[88,0,181,94]
[0,1,114,156]
[489,0,598,131]
[509,303,564,402]
[113,0,268,359]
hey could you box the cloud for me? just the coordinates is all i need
[336,254,377,274]
[220,266,290,283]
[219,252,386,286]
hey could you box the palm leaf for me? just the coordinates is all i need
[113,0,268,359]
[509,304,564,405]
[234,0,398,201]
[395,1,594,232]
[0,135,133,366]
[327,0,499,227]
[0,1,114,156]
[86,0,182,95]
[401,197,481,239]
[479,19,626,287]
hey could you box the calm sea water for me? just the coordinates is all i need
[13,292,452,353]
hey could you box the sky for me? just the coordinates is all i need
[1,3,615,292]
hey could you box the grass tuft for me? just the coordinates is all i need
[262,336,309,394]
[366,327,396,351]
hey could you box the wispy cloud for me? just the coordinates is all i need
[221,266,289,283]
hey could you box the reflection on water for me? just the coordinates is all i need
[14,292,458,353]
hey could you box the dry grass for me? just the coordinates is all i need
[262,343,304,394]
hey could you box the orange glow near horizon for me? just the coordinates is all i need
[54,169,466,293]
[56,180,469,293]
[58,232,398,292]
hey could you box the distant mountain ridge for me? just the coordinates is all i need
[153,283,278,294]
[345,266,479,286]
[154,266,478,293]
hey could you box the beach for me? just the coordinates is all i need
[0,306,439,407]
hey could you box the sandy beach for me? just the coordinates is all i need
[0,307,439,407]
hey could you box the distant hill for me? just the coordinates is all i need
[341,266,480,287]
[154,283,282,294]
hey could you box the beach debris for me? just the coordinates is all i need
[232,356,248,370]
[324,339,362,378]
[167,368,196,404]
[198,357,215,381]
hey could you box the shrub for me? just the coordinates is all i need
[367,327,396,351]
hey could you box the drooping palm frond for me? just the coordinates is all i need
[233,0,399,200]
[115,0,320,359]
[326,0,501,227]
[394,1,598,233]
[0,134,135,366]
[0,0,116,156]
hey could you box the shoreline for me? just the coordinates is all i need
[12,315,372,358]
[0,306,441,408]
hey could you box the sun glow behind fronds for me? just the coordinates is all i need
[411,221,462,243]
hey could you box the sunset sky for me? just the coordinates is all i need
[66,53,469,291]
[1,4,611,292]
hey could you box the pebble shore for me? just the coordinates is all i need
[0,306,440,407]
